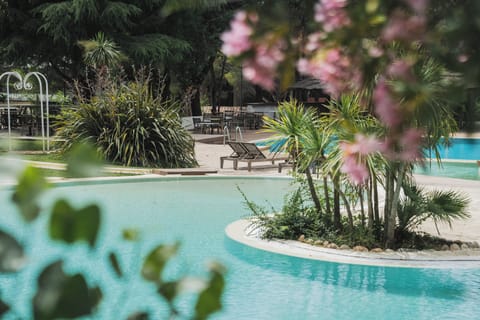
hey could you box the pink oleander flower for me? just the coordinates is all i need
[243,41,285,91]
[382,9,426,42]
[354,134,384,155]
[373,79,403,128]
[386,59,415,82]
[297,48,362,98]
[404,0,429,14]
[315,0,351,32]
[398,128,423,161]
[305,32,325,53]
[221,11,252,57]
[341,155,369,185]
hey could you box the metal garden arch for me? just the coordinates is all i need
[0,71,50,152]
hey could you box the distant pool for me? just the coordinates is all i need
[414,161,480,180]
[427,137,480,160]
[1,177,479,319]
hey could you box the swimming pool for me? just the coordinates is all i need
[1,177,479,319]
[414,161,480,180]
[427,137,480,160]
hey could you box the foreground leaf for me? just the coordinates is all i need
[141,243,179,282]
[49,199,101,247]
[11,166,49,222]
[108,252,123,278]
[0,299,10,316]
[0,229,25,273]
[194,263,226,320]
[33,261,102,320]
[65,143,103,178]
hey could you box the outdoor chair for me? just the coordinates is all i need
[236,142,289,171]
[220,141,250,169]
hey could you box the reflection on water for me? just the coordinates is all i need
[225,237,471,301]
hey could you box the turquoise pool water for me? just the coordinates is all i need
[1,177,479,319]
[427,138,480,161]
[414,161,480,180]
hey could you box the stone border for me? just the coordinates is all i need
[225,219,480,269]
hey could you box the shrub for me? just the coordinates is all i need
[56,81,197,168]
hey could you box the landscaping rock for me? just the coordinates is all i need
[353,246,368,252]
[327,243,338,249]
[339,244,351,250]
[323,241,330,246]
[461,243,470,250]
[471,241,480,249]
[385,249,394,253]
[441,244,450,251]
[450,243,461,251]
[306,238,314,245]
[397,248,416,252]
[370,248,383,253]
[298,235,305,242]
[314,240,323,246]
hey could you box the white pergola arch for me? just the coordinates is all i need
[0,71,50,152]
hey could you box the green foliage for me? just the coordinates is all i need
[11,167,50,222]
[0,156,225,318]
[56,80,197,168]
[194,262,226,320]
[142,243,180,283]
[398,183,470,234]
[33,261,101,320]
[243,186,329,240]
[79,32,125,68]
[49,200,101,247]
[0,230,25,273]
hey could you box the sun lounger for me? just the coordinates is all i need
[236,142,289,171]
[220,141,250,169]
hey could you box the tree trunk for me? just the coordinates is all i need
[191,88,202,116]
[385,163,406,248]
[209,62,218,114]
[367,177,374,230]
[333,177,341,230]
[373,176,380,227]
[359,188,365,228]
[306,167,322,215]
[323,176,331,218]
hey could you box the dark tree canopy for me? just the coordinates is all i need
[0,0,236,102]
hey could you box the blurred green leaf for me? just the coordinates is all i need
[158,281,178,303]
[66,143,103,178]
[141,243,179,282]
[365,0,379,13]
[194,262,226,320]
[0,229,25,273]
[122,228,140,241]
[11,166,49,222]
[33,261,102,320]
[49,199,101,247]
[108,252,123,278]
[0,299,10,316]
[127,311,149,320]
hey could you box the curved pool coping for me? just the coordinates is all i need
[225,219,480,269]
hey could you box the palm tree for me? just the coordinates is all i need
[262,100,325,214]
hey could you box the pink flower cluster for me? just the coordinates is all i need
[340,134,383,185]
[221,11,252,56]
[381,9,426,42]
[314,0,351,32]
[221,11,283,90]
[243,42,285,90]
[373,79,403,128]
[383,128,423,161]
[297,48,361,98]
